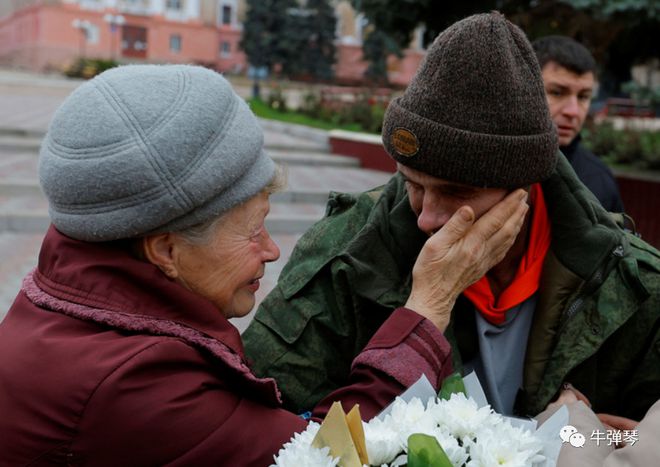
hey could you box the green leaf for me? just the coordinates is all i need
[438,372,466,400]
[407,433,453,467]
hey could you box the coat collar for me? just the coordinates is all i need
[29,226,282,405]
[35,226,245,354]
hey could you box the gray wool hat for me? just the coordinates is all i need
[382,12,558,188]
[38,64,275,241]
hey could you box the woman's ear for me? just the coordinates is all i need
[141,233,179,279]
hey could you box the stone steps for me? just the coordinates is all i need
[0,135,43,152]
[0,157,390,236]
[0,195,328,235]
[0,117,333,154]
[0,180,334,204]
[0,135,336,155]
[0,134,356,164]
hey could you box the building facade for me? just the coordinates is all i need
[0,0,423,85]
[0,0,246,73]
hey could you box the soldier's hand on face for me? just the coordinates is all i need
[405,189,528,331]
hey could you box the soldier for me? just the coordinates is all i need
[244,13,660,423]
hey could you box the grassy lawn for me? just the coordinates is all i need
[247,98,364,132]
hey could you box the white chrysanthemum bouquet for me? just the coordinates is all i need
[272,373,565,467]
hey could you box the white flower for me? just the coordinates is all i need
[386,397,437,447]
[497,423,544,456]
[428,393,499,440]
[464,433,532,467]
[485,423,545,466]
[389,453,408,466]
[427,427,470,467]
[362,416,403,465]
[271,422,338,467]
[272,392,548,467]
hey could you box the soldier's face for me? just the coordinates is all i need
[398,164,508,236]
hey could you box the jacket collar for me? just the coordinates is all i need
[542,153,624,279]
[559,133,581,161]
[29,226,282,405]
[34,226,245,356]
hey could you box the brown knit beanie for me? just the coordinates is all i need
[382,12,558,188]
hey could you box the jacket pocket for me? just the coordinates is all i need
[252,289,323,344]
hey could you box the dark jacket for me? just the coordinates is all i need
[0,227,453,466]
[244,155,660,420]
[562,135,624,213]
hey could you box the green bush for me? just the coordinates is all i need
[582,122,660,170]
[63,58,119,79]
[368,102,386,134]
[266,86,288,113]
[622,80,660,108]
[640,131,660,170]
[339,98,373,129]
[293,88,387,134]
[300,89,322,119]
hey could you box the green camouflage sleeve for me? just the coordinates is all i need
[243,179,418,413]
[613,239,660,420]
[243,258,384,413]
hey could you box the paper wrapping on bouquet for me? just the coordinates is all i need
[372,372,567,467]
[311,402,369,466]
[273,374,568,467]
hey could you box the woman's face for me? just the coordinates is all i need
[172,192,280,319]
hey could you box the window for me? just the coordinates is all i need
[121,25,148,58]
[166,0,182,10]
[220,41,231,57]
[170,34,182,53]
[218,0,237,27]
[85,23,99,44]
[222,5,232,25]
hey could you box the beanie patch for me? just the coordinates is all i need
[390,128,419,158]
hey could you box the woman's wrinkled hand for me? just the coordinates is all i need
[405,189,528,331]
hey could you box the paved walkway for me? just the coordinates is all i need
[0,68,392,331]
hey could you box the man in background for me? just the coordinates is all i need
[533,35,624,212]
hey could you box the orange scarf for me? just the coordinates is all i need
[463,184,551,326]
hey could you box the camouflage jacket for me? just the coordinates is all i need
[244,155,660,420]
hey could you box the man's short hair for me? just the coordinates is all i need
[532,35,596,75]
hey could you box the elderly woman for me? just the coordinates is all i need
[0,65,527,465]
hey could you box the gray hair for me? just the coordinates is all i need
[176,164,287,246]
